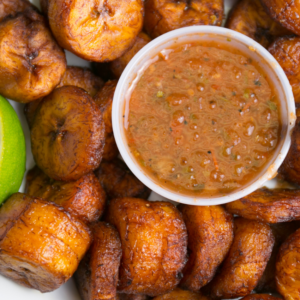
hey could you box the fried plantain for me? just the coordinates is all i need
[225,188,300,223]
[24,98,43,129]
[110,32,151,78]
[144,0,223,39]
[95,159,151,199]
[94,80,119,160]
[226,0,292,48]
[241,295,281,300]
[178,205,234,291]
[26,166,106,224]
[279,112,300,184]
[0,9,66,103]
[75,222,122,300]
[205,218,274,299]
[152,288,210,300]
[268,36,300,104]
[256,221,300,293]
[48,0,144,62]
[24,66,104,129]
[57,66,104,97]
[0,0,33,22]
[106,197,188,296]
[117,295,150,300]
[276,228,300,299]
[31,86,105,181]
[261,0,300,35]
[0,193,91,293]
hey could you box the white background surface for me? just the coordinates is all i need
[0,0,242,299]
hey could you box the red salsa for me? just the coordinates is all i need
[124,41,281,197]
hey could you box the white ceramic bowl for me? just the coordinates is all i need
[112,26,295,206]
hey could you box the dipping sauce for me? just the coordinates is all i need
[124,41,281,197]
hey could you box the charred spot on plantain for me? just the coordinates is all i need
[25,50,39,72]
[92,1,115,19]
[49,120,68,142]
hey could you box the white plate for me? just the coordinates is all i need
[0,0,276,299]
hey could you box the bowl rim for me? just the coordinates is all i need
[112,25,296,206]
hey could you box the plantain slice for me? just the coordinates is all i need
[110,32,152,78]
[105,197,188,296]
[24,66,104,129]
[268,36,300,104]
[256,221,300,293]
[205,218,274,299]
[152,288,210,300]
[144,0,223,38]
[226,188,300,223]
[226,0,292,48]
[117,295,150,300]
[178,205,234,291]
[75,222,122,300]
[0,9,66,103]
[26,166,106,224]
[279,111,300,183]
[241,295,281,300]
[0,0,33,22]
[261,0,300,35]
[94,80,119,161]
[276,228,300,299]
[0,193,91,293]
[31,86,105,181]
[57,66,104,97]
[95,159,151,199]
[48,0,144,62]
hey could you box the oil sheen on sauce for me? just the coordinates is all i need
[125,41,281,197]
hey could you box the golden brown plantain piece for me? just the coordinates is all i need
[24,66,104,129]
[225,188,300,223]
[94,80,116,134]
[226,0,292,48]
[106,197,188,296]
[48,0,144,62]
[0,193,91,293]
[261,0,300,36]
[57,66,104,97]
[144,0,223,39]
[95,159,151,199]
[117,295,150,300]
[0,9,66,103]
[110,32,152,78]
[0,0,33,22]
[205,217,274,299]
[256,221,300,293]
[24,98,43,129]
[276,228,300,299]
[178,205,234,291]
[94,80,119,161]
[241,295,282,300]
[279,112,300,184]
[31,86,105,181]
[26,166,106,224]
[268,36,300,104]
[152,288,210,300]
[75,222,122,300]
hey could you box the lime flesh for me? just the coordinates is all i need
[0,96,26,204]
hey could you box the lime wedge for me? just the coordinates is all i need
[0,96,26,204]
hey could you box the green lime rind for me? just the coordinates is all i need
[0,96,26,204]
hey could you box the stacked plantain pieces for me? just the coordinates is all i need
[2,0,300,299]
